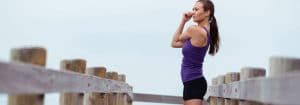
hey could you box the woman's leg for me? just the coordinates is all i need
[184,99,203,105]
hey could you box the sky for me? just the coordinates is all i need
[0,0,300,105]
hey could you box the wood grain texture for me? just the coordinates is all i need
[0,61,133,99]
[224,72,239,105]
[133,93,183,104]
[84,67,108,105]
[240,67,265,81]
[208,77,218,105]
[8,47,46,105]
[117,74,127,105]
[59,59,86,105]
[106,72,119,105]
[207,72,300,105]
[0,60,214,104]
[217,75,225,105]
[269,56,300,77]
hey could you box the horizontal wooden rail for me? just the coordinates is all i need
[1,47,194,105]
[0,61,133,99]
[207,72,300,105]
[133,93,183,104]
[0,61,188,104]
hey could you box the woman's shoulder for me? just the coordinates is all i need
[186,25,207,38]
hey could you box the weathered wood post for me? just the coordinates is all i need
[117,74,126,105]
[224,72,239,105]
[209,77,218,105]
[127,86,133,105]
[83,67,108,105]
[106,72,119,105]
[217,75,225,105]
[269,56,300,77]
[59,59,86,105]
[239,67,265,105]
[117,74,133,105]
[8,47,47,105]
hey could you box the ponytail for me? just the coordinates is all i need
[198,0,220,55]
[208,15,220,55]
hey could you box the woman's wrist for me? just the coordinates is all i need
[181,19,187,24]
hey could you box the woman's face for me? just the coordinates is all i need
[192,2,210,23]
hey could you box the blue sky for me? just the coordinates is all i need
[1,0,300,104]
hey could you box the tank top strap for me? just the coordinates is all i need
[201,26,210,43]
[201,26,210,37]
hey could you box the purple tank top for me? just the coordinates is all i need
[181,26,210,83]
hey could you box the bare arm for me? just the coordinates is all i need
[171,12,194,48]
[171,21,186,48]
[171,25,208,48]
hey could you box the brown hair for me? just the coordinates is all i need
[198,0,220,55]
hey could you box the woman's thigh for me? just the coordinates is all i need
[184,99,203,105]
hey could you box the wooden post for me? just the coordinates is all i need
[212,77,218,86]
[83,67,108,105]
[268,56,300,104]
[217,75,225,105]
[269,56,300,77]
[8,47,47,105]
[127,86,133,105]
[240,67,265,81]
[117,74,132,105]
[239,67,266,105]
[224,72,239,105]
[106,72,119,105]
[117,74,126,105]
[59,59,86,105]
[209,77,218,105]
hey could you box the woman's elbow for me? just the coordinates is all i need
[171,44,177,48]
[171,43,182,48]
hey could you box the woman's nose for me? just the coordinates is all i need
[189,11,195,15]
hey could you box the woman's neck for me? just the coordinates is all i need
[197,18,209,28]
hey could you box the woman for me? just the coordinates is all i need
[171,0,220,105]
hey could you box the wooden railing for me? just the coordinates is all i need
[206,56,300,105]
[0,47,183,105]
[6,47,299,105]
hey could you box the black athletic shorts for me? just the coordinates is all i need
[183,76,207,101]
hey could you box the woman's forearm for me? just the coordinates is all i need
[172,20,186,43]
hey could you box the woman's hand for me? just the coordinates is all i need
[182,11,194,23]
